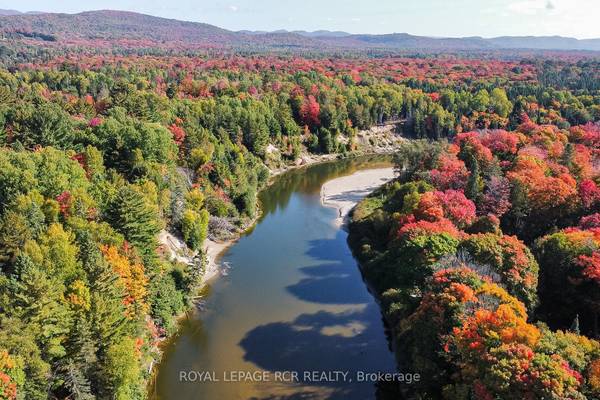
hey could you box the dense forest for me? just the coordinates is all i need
[0,22,598,399]
[348,90,600,397]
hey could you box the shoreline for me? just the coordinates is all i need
[198,123,406,281]
[321,167,397,227]
[201,239,236,284]
[199,152,344,285]
[199,150,400,284]
[200,152,352,282]
[151,151,401,386]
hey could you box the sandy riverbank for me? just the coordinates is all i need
[201,239,235,283]
[161,165,397,286]
[321,167,396,226]
[199,153,341,283]
[203,165,397,281]
[158,230,235,284]
[201,126,405,278]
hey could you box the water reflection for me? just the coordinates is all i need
[152,156,398,400]
[286,233,373,305]
[259,155,392,218]
[240,303,388,400]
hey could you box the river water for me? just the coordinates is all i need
[152,156,397,400]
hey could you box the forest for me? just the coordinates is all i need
[348,72,600,397]
[0,32,598,399]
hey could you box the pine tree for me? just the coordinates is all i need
[78,233,135,398]
[15,102,74,149]
[0,211,32,269]
[106,186,160,260]
[59,360,95,400]
[57,311,97,399]
[562,142,575,170]
[466,155,482,202]
[76,232,129,351]
[506,179,530,234]
[11,254,72,361]
[570,314,580,334]
[166,84,177,99]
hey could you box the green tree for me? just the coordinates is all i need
[9,102,74,149]
[465,155,482,201]
[490,88,513,118]
[106,186,160,259]
[181,209,209,252]
[472,89,490,113]
[102,338,144,400]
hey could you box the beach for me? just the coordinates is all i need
[161,165,397,285]
[321,167,396,225]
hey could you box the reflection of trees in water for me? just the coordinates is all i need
[241,232,404,400]
[150,312,210,399]
[286,233,374,305]
[259,155,392,219]
[240,304,405,400]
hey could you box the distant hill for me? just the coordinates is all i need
[239,29,351,39]
[0,9,24,16]
[317,33,494,50]
[296,30,351,38]
[0,9,598,52]
[0,10,239,45]
[0,10,320,48]
[488,36,600,51]
[311,32,600,51]
[0,9,45,16]
[242,29,352,38]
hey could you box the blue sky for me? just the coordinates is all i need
[1,0,599,38]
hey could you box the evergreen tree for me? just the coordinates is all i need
[562,142,575,170]
[570,314,580,334]
[465,155,482,202]
[11,254,72,361]
[9,102,74,149]
[106,186,160,260]
[77,232,129,352]
[61,361,95,400]
[56,303,98,399]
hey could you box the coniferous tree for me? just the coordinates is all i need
[571,314,581,334]
[11,254,72,361]
[77,232,129,351]
[465,155,482,202]
[106,186,160,260]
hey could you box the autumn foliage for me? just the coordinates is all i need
[350,113,600,398]
[101,244,149,317]
[0,350,18,400]
[0,31,598,400]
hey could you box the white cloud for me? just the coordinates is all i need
[351,17,361,22]
[228,5,238,12]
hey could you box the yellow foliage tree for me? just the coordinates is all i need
[101,245,148,317]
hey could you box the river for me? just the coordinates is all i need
[151,156,398,400]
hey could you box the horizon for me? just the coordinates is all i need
[0,0,599,40]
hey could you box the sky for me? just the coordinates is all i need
[1,0,599,39]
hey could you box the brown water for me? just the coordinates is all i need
[151,156,397,400]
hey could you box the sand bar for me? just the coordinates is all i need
[321,167,396,225]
